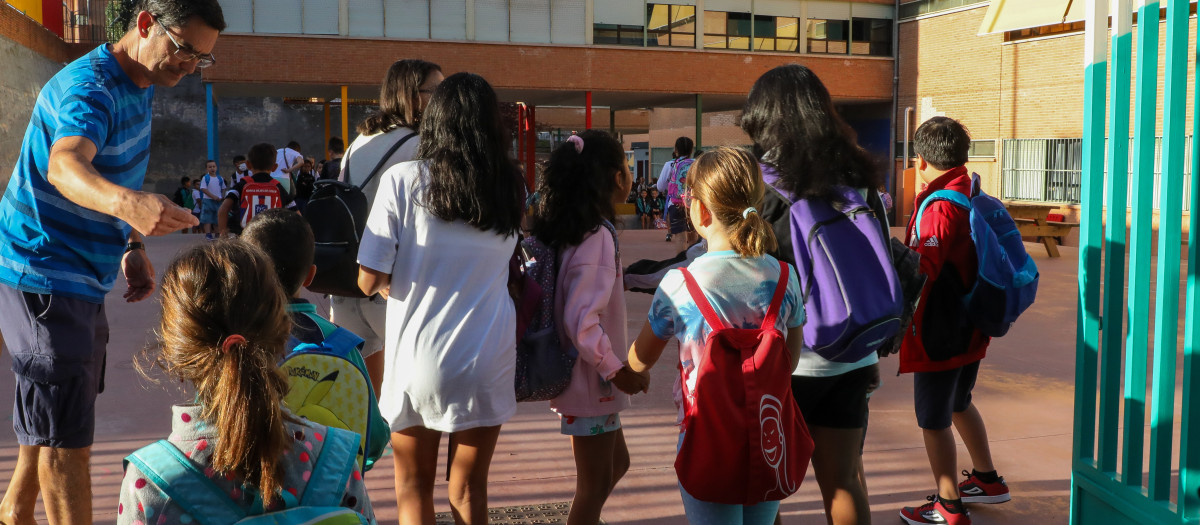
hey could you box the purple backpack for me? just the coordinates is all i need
[764,172,904,363]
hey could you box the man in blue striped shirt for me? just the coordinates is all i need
[0,0,225,522]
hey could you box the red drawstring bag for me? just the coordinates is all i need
[675,261,814,505]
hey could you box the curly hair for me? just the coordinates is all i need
[531,130,627,248]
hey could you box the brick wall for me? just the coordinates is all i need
[1,2,69,62]
[203,34,895,102]
[898,5,1198,145]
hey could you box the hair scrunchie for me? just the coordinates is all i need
[742,207,758,219]
[566,135,584,153]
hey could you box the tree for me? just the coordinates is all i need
[105,0,137,42]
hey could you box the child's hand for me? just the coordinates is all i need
[612,364,650,395]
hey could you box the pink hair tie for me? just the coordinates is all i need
[221,334,246,354]
[566,135,584,153]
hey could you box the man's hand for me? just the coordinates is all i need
[611,364,650,395]
[123,192,198,236]
[122,248,155,302]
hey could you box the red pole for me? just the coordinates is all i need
[517,104,526,165]
[526,106,537,190]
[585,91,593,129]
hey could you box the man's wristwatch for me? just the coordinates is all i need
[124,242,145,254]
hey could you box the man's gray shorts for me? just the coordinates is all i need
[0,283,108,448]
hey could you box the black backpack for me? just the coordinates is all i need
[303,132,417,297]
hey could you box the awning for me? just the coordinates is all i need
[978,0,1084,35]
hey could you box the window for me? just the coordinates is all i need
[850,18,892,56]
[807,19,848,54]
[761,16,801,52]
[594,23,645,45]
[703,11,799,52]
[968,140,996,158]
[898,0,987,20]
[646,4,696,47]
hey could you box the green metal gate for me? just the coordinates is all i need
[1072,0,1200,523]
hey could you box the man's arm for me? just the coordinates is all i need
[47,137,197,235]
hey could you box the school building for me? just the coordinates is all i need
[1,0,1195,227]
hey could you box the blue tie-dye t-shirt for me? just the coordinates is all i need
[648,250,805,423]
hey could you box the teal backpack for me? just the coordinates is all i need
[124,426,368,525]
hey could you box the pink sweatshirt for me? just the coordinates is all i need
[550,227,630,417]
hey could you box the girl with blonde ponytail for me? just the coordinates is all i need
[626,147,807,525]
[119,240,374,525]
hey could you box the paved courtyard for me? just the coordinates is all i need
[0,226,1080,524]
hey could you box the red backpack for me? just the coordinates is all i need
[675,261,814,505]
[239,178,284,227]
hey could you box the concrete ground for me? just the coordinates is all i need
[0,226,1079,524]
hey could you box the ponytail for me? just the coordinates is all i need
[729,207,776,258]
[142,240,296,506]
[689,147,779,258]
[207,339,291,505]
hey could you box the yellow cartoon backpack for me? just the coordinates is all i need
[280,322,388,473]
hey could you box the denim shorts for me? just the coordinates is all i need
[0,284,108,448]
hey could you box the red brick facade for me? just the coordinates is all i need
[203,34,894,101]
[0,3,89,63]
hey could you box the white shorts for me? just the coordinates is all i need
[329,295,386,357]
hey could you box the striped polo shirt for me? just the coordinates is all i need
[0,44,154,303]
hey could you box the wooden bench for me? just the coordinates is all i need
[1013,217,1079,258]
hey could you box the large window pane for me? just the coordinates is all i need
[807,18,848,54]
[851,18,892,56]
[647,3,695,47]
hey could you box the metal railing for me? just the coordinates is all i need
[1001,136,1194,210]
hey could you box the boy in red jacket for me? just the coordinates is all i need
[899,117,1009,525]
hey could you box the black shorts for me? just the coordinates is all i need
[0,284,108,448]
[791,364,877,429]
[667,205,693,234]
[913,361,980,430]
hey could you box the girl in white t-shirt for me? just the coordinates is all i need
[627,147,806,525]
[528,130,644,525]
[356,72,526,525]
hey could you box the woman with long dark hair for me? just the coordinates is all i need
[332,58,442,395]
[741,64,883,525]
[357,72,525,525]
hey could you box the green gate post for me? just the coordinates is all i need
[1098,0,1132,476]
[1073,0,1200,522]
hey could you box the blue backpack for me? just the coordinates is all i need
[914,174,1039,337]
[123,426,368,525]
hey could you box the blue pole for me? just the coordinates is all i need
[206,83,218,176]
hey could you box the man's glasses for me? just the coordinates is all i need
[157,19,215,68]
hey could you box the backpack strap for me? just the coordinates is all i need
[290,326,364,359]
[125,440,246,525]
[914,189,971,239]
[599,220,620,266]
[300,426,360,507]
[351,132,418,190]
[761,261,790,331]
[678,268,729,331]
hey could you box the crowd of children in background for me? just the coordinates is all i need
[115,61,1028,525]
